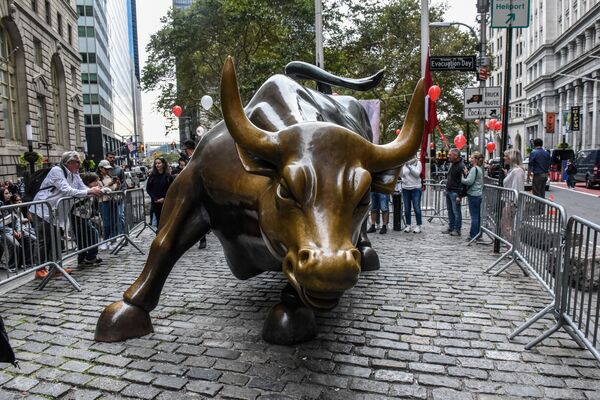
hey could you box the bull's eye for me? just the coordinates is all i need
[277,182,295,202]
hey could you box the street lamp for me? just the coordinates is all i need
[430,14,489,156]
[23,120,38,174]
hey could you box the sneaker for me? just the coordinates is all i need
[441,228,453,234]
[449,230,461,236]
[99,243,109,251]
[403,225,412,233]
[413,225,422,234]
[379,225,387,234]
[35,269,48,279]
[366,225,377,233]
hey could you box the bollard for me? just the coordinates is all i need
[392,192,402,231]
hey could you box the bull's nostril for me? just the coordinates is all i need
[298,249,312,266]
[349,249,361,265]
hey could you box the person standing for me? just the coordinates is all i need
[461,152,484,241]
[528,138,551,198]
[443,148,465,236]
[146,158,174,232]
[30,151,103,278]
[366,192,390,234]
[502,149,526,241]
[400,157,423,233]
[566,159,577,190]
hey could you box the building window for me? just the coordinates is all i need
[0,25,20,142]
[51,59,66,145]
[45,0,51,25]
[57,13,63,36]
[32,0,37,12]
[74,108,81,146]
[37,95,48,143]
[33,39,43,67]
[68,24,72,45]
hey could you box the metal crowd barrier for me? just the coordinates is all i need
[505,192,570,345]
[477,184,520,273]
[516,216,600,361]
[0,200,76,290]
[422,181,471,225]
[1,190,148,291]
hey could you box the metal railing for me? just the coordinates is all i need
[1,190,149,291]
[422,181,472,224]
[477,184,520,273]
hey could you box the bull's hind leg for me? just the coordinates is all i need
[263,283,317,345]
[95,174,209,342]
[357,217,380,272]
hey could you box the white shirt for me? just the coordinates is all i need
[30,165,89,226]
[504,166,525,192]
[401,161,422,190]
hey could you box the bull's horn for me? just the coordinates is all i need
[221,56,279,162]
[365,79,425,172]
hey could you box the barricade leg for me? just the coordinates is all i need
[508,302,555,340]
[36,262,82,291]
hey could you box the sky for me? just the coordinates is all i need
[137,1,478,143]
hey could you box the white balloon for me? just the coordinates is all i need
[196,126,205,136]
[473,137,479,146]
[201,95,213,110]
[458,130,464,136]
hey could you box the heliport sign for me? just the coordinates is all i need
[491,0,530,28]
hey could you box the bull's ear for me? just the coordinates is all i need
[236,144,277,177]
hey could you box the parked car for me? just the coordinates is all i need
[573,148,600,188]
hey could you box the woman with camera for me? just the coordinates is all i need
[461,152,484,241]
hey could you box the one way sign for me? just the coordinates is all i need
[463,87,502,120]
[491,0,530,28]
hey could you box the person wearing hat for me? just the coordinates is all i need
[97,159,120,247]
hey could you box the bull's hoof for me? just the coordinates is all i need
[95,300,153,342]
[358,245,380,272]
[262,302,317,345]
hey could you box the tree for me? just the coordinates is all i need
[143,0,477,143]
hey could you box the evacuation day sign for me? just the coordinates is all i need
[491,0,531,29]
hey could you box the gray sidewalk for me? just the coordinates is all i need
[1,222,599,399]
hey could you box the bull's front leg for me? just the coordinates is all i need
[357,217,380,272]
[95,175,209,342]
[262,283,317,345]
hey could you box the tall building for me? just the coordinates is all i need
[487,0,600,156]
[173,0,194,143]
[77,0,141,164]
[128,0,143,147]
[0,0,85,180]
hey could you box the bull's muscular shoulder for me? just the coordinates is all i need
[245,75,372,138]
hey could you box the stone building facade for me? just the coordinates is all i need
[487,0,600,156]
[0,0,84,181]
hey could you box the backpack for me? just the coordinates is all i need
[0,315,17,367]
[23,165,68,202]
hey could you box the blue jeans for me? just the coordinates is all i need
[467,195,482,239]
[70,215,99,262]
[100,202,119,240]
[445,191,462,232]
[402,188,422,226]
[370,192,389,225]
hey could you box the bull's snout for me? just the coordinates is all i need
[284,247,361,311]
[296,248,361,290]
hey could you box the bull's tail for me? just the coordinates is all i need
[284,61,384,94]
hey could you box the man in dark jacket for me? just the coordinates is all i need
[443,148,465,236]
[528,138,551,198]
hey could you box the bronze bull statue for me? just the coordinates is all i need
[96,57,424,345]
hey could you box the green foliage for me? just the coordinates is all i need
[143,0,478,142]
[19,152,43,168]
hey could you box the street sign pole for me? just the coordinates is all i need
[478,2,489,154]
[499,27,513,187]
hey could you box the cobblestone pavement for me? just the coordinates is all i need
[1,222,599,399]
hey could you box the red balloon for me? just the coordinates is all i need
[454,134,467,150]
[395,129,401,135]
[172,105,183,117]
[486,142,496,153]
[486,118,497,130]
[428,85,441,101]
[494,121,503,131]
